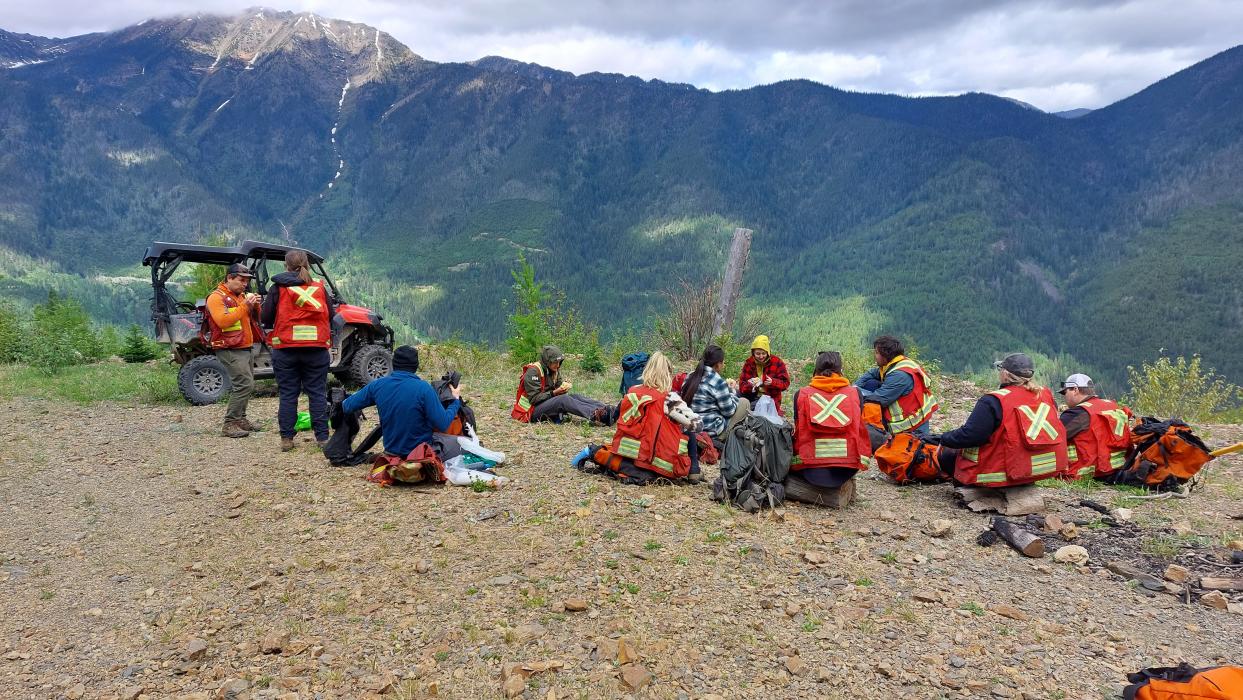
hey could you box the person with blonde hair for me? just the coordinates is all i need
[927,353,1068,488]
[261,249,335,451]
[571,350,701,484]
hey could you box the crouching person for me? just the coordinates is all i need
[928,353,1068,489]
[572,352,695,485]
[512,345,615,425]
[342,345,464,465]
[784,351,871,508]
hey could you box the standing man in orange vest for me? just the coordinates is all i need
[260,250,336,451]
[205,263,264,438]
[1058,373,1133,480]
[854,335,938,437]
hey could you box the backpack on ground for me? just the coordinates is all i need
[366,443,446,487]
[874,432,947,485]
[1123,663,1243,700]
[712,414,793,513]
[431,371,477,436]
[323,387,382,466]
[620,353,650,394]
[1106,417,1212,491]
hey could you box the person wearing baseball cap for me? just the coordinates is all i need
[205,262,264,438]
[925,352,1069,488]
[1058,373,1134,479]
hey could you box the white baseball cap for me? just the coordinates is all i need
[1059,373,1094,394]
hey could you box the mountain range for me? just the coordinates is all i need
[1,10,1241,386]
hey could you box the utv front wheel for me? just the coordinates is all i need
[348,344,392,386]
[178,355,231,405]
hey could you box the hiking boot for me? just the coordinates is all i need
[221,420,249,438]
[590,407,615,427]
[238,418,263,432]
[687,471,705,484]
[280,437,295,452]
[317,439,329,450]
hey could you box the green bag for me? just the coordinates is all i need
[294,411,311,432]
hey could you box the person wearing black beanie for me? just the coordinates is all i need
[342,345,464,459]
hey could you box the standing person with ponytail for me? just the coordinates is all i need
[261,250,336,451]
[680,344,749,442]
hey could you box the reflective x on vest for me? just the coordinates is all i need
[1101,409,1129,437]
[1017,403,1058,442]
[621,392,654,422]
[810,393,850,426]
[288,285,323,309]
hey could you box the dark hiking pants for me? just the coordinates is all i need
[273,348,331,440]
[529,393,609,423]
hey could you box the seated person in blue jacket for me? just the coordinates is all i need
[342,345,464,460]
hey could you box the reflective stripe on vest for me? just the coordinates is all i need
[288,285,324,309]
[678,438,688,455]
[1109,450,1126,469]
[1017,403,1058,441]
[291,325,319,341]
[616,437,642,459]
[1067,445,1079,462]
[976,471,1007,484]
[884,359,937,432]
[962,447,979,462]
[1074,465,1095,478]
[621,392,654,423]
[517,395,531,411]
[814,438,849,458]
[810,393,849,425]
[1030,451,1059,476]
[652,457,674,472]
[1100,409,1129,437]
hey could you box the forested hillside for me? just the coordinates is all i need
[1,11,1241,382]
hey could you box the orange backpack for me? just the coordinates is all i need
[874,432,946,485]
[1124,663,1243,700]
[1108,418,1213,491]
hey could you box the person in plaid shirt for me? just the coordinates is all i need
[738,335,790,414]
[679,345,749,439]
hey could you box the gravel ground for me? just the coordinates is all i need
[1,376,1241,700]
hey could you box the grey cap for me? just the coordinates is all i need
[993,353,1035,378]
[1059,373,1094,394]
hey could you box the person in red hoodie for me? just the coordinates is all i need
[738,335,790,413]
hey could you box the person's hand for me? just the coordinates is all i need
[561,381,572,392]
[450,383,462,400]
[749,377,761,388]
[244,293,260,305]
[725,378,739,391]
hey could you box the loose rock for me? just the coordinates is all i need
[620,664,653,691]
[183,638,209,661]
[1200,591,1229,610]
[927,520,953,538]
[1053,545,1089,566]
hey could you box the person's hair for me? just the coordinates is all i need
[1000,368,1040,391]
[641,351,674,394]
[814,351,843,376]
[679,344,726,404]
[872,335,904,363]
[285,249,313,285]
[1072,385,1098,397]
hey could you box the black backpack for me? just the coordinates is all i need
[712,415,793,513]
[323,387,382,466]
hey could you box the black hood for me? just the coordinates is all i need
[270,271,308,287]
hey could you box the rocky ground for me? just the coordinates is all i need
[1,367,1241,700]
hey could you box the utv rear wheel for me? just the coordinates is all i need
[179,355,231,405]
[348,344,392,386]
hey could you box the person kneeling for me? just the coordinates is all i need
[572,352,697,485]
[784,351,871,508]
[342,346,464,473]
[511,345,615,425]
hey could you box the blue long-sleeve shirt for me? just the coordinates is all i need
[342,371,460,457]
[854,367,930,436]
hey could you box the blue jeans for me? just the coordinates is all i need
[273,348,331,440]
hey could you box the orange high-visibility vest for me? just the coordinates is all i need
[609,386,690,479]
[954,385,1069,488]
[269,280,331,349]
[1066,398,1133,479]
[791,385,871,471]
[880,357,939,433]
[510,363,545,422]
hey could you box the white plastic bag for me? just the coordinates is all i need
[752,395,784,425]
[444,457,510,488]
[455,436,506,464]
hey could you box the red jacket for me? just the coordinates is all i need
[953,385,1069,488]
[1066,399,1133,479]
[610,386,691,479]
[792,376,872,471]
[738,355,790,412]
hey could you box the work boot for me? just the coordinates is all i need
[590,407,615,427]
[238,418,263,432]
[221,420,249,438]
[280,437,295,452]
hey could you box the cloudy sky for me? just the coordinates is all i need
[4,0,1241,111]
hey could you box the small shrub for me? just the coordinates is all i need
[579,336,605,374]
[120,324,162,363]
[1124,353,1241,421]
[0,304,24,364]
[653,277,719,361]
